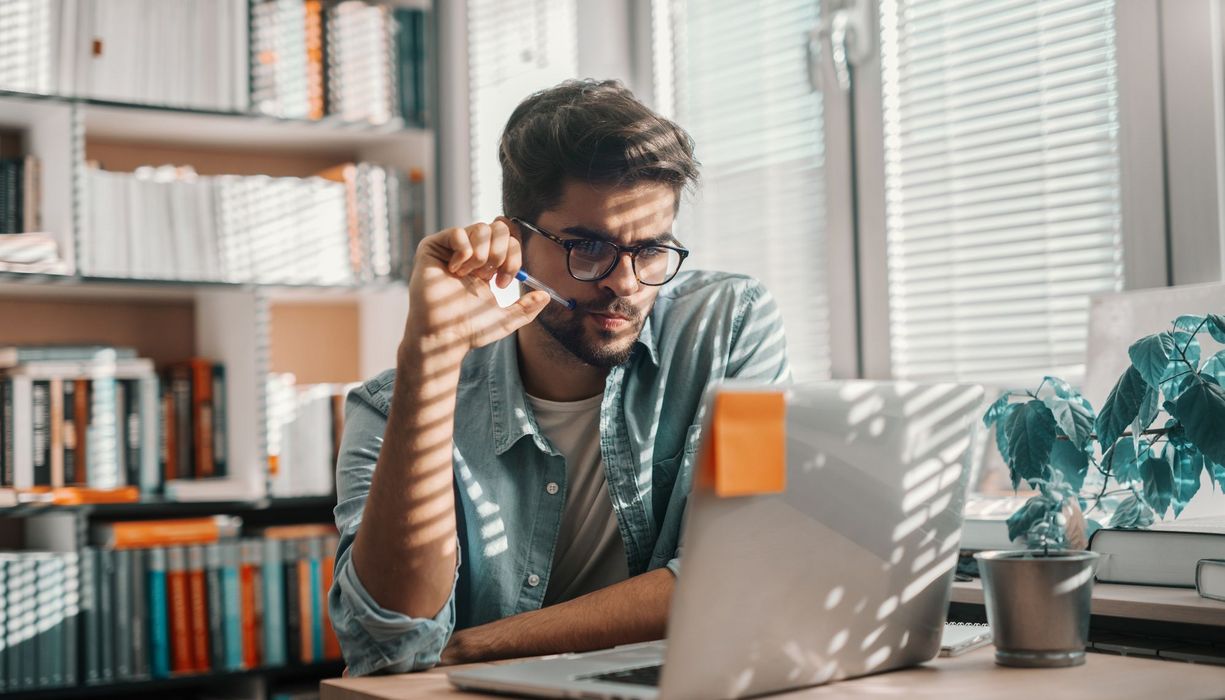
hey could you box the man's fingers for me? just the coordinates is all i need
[487,221,511,280]
[499,291,550,334]
[456,223,493,276]
[496,236,523,288]
[446,228,473,272]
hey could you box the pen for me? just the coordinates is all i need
[515,270,576,310]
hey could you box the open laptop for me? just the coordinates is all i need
[449,380,986,699]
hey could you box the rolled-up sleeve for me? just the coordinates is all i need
[328,379,461,675]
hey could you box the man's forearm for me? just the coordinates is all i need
[442,568,676,665]
[350,341,465,619]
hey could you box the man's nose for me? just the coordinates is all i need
[599,252,640,297]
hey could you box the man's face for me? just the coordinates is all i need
[518,180,679,368]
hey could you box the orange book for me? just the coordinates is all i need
[162,389,176,483]
[187,545,211,672]
[167,547,193,674]
[316,163,361,275]
[297,549,313,663]
[49,377,64,486]
[74,379,89,484]
[239,541,260,669]
[305,0,326,120]
[258,524,337,540]
[321,534,340,659]
[169,359,215,478]
[92,515,240,549]
[22,485,140,505]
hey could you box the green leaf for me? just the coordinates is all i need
[1110,494,1155,529]
[1049,439,1089,492]
[1174,314,1207,331]
[1208,314,1225,344]
[1140,455,1175,518]
[996,402,1021,464]
[1169,443,1203,517]
[1212,460,1225,492]
[1007,495,1058,543]
[983,394,1012,427]
[1129,332,1176,389]
[1173,331,1202,369]
[1044,376,1075,399]
[1136,385,1159,429]
[1103,437,1145,484]
[1006,400,1058,484]
[1173,380,1225,467]
[1043,394,1095,449]
[1202,350,1225,385]
[1095,366,1147,452]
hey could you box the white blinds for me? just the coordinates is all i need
[466,0,577,221]
[657,0,831,380]
[880,0,1125,383]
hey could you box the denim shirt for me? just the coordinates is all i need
[329,270,791,676]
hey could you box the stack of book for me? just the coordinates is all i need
[0,0,248,110]
[0,155,40,234]
[266,374,356,499]
[0,517,343,690]
[0,346,228,500]
[83,162,422,284]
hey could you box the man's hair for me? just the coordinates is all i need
[499,79,700,222]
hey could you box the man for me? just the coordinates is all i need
[330,79,790,676]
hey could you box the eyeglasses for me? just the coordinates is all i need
[511,218,689,286]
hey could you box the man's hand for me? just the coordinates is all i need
[405,219,550,363]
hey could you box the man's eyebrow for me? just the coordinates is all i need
[560,225,679,247]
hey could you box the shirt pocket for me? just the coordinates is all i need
[650,423,704,520]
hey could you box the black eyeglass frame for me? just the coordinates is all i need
[510,217,690,286]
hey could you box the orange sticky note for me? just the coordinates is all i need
[699,390,786,497]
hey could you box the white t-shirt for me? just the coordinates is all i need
[526,392,629,605]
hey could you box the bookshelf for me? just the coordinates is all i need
[0,0,437,696]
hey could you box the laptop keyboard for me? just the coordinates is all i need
[583,664,663,687]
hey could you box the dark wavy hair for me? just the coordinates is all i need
[498,79,700,222]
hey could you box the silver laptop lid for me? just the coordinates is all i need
[660,381,985,699]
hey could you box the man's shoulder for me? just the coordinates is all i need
[652,269,770,323]
[354,347,495,415]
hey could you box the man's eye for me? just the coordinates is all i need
[571,240,608,257]
[638,247,666,260]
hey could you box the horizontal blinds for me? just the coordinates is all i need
[467,0,577,220]
[663,0,830,379]
[880,0,1124,383]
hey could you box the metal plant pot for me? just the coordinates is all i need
[974,550,1101,668]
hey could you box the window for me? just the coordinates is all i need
[654,0,834,381]
[878,0,1125,383]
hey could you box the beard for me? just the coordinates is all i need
[535,295,646,369]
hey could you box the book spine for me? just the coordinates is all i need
[166,547,192,674]
[262,538,285,666]
[306,538,322,662]
[0,558,8,693]
[35,557,54,688]
[62,380,76,485]
[114,382,127,487]
[191,362,214,478]
[187,545,210,672]
[122,379,141,490]
[283,538,301,664]
[129,548,148,680]
[87,375,119,489]
[212,364,227,477]
[322,534,339,659]
[239,540,260,669]
[139,376,160,494]
[147,547,170,679]
[2,378,11,487]
[62,552,80,688]
[32,380,50,486]
[222,542,243,671]
[161,388,175,485]
[74,379,89,485]
[171,369,192,480]
[18,557,36,689]
[80,547,100,685]
[113,548,132,679]
[205,544,226,671]
[97,548,114,682]
[5,558,21,690]
[49,377,64,487]
[12,377,32,489]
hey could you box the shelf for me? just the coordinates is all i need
[951,579,1225,627]
[0,271,407,301]
[0,89,428,153]
[1,495,337,520]
[0,659,345,700]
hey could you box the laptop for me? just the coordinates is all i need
[448,380,986,699]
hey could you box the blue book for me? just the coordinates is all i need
[307,538,323,662]
[221,543,242,671]
[146,548,170,679]
[261,538,286,666]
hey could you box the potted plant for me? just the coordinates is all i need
[976,313,1225,667]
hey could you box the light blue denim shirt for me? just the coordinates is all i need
[329,270,791,675]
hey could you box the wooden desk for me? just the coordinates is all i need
[320,646,1225,699]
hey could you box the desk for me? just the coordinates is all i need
[320,646,1225,699]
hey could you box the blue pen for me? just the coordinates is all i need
[515,269,576,310]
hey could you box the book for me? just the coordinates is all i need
[79,547,100,685]
[62,551,80,687]
[129,548,149,680]
[1196,559,1225,602]
[113,548,132,679]
[166,547,192,674]
[205,544,226,671]
[240,540,262,669]
[62,379,77,485]
[97,548,114,682]
[147,547,171,679]
[222,542,243,671]
[187,545,211,672]
[321,533,340,660]
[284,537,301,664]
[262,537,286,666]
[939,622,993,657]
[91,515,242,549]
[1090,524,1225,587]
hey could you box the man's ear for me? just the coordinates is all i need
[495,215,522,243]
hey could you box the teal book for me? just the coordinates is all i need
[146,548,170,679]
[261,538,286,666]
[222,542,242,671]
[307,538,323,662]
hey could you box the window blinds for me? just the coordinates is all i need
[879,0,1125,383]
[466,0,577,221]
[657,0,832,380]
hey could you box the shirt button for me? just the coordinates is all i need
[546,482,559,495]
[527,574,541,587]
